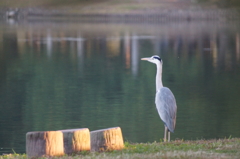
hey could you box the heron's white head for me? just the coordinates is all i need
[141,55,162,65]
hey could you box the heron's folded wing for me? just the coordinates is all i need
[155,87,177,132]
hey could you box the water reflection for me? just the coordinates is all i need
[0,21,240,154]
[3,22,239,71]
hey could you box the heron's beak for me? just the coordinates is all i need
[141,57,151,61]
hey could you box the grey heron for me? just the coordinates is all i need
[141,55,177,142]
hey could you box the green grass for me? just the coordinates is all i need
[1,138,240,159]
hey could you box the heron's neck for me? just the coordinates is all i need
[156,64,163,91]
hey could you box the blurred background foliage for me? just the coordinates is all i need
[0,0,239,13]
[197,0,240,7]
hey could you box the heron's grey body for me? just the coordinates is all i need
[141,55,177,142]
[156,87,177,133]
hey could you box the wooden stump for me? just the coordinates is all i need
[26,131,64,158]
[60,128,90,154]
[90,127,124,151]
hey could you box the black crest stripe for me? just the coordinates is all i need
[153,56,161,62]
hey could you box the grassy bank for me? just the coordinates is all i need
[1,0,239,21]
[1,138,240,159]
[0,0,214,14]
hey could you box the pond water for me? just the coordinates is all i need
[0,20,240,154]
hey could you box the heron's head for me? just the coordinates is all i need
[141,55,162,65]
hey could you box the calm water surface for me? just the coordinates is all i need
[0,21,240,153]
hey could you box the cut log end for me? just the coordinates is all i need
[26,131,64,158]
[60,128,90,154]
[90,127,124,152]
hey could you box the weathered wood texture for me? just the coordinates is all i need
[26,131,64,158]
[60,128,90,154]
[90,127,124,151]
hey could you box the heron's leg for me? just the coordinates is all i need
[168,131,170,142]
[164,126,168,142]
